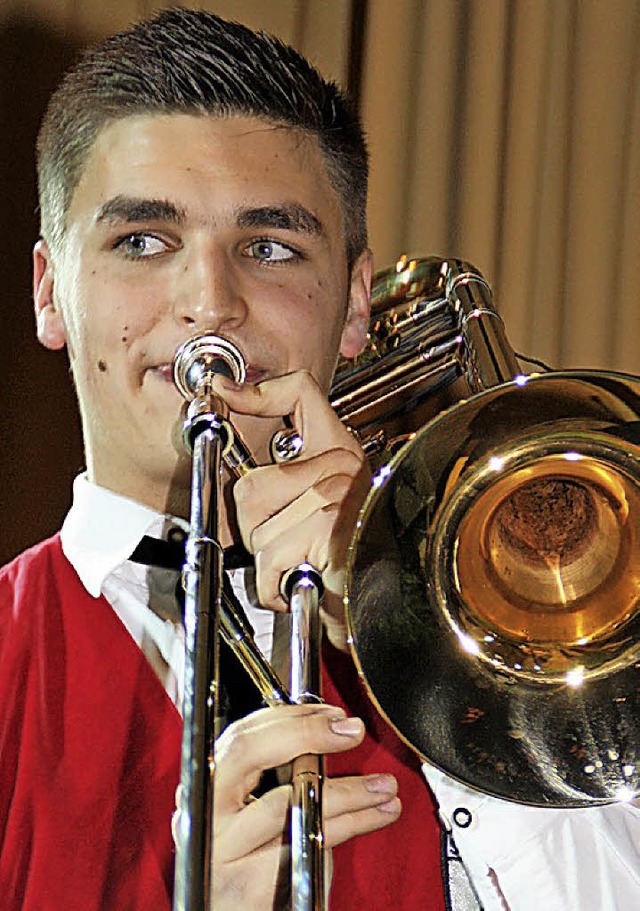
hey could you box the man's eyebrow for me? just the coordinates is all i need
[94,197,324,237]
[235,204,324,236]
[95,196,186,226]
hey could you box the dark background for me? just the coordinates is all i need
[1,17,84,565]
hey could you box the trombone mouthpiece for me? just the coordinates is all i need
[173,332,247,399]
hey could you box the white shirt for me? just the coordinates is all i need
[423,764,640,910]
[60,474,276,714]
[61,476,640,909]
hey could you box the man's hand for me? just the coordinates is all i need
[207,704,400,909]
[213,370,370,650]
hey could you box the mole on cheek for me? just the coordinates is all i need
[97,359,108,372]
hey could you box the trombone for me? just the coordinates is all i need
[170,255,640,908]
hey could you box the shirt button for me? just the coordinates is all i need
[168,527,187,545]
[452,807,473,829]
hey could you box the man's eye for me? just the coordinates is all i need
[116,233,168,258]
[246,239,297,263]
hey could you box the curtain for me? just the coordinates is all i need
[360,0,640,372]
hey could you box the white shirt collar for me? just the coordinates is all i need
[60,474,186,597]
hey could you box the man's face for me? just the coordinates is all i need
[34,113,371,511]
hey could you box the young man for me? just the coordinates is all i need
[0,9,443,911]
[1,9,638,911]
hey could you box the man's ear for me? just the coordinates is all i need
[33,239,67,351]
[340,248,372,359]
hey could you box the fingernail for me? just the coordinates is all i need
[364,774,396,795]
[330,716,364,737]
[377,797,401,815]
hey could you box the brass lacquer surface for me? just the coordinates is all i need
[346,371,640,806]
[451,447,639,653]
[330,255,520,461]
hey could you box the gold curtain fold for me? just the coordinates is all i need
[361,0,640,372]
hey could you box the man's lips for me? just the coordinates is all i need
[151,364,176,382]
[243,366,266,384]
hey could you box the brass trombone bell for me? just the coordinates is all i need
[447,435,639,664]
[336,256,639,808]
[346,370,640,807]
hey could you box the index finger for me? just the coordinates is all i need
[214,704,365,816]
[211,371,362,461]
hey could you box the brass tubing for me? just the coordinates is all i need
[220,591,290,707]
[284,564,326,911]
[446,262,521,388]
[173,427,223,911]
[330,257,521,455]
[331,338,462,430]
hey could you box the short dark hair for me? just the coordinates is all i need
[36,7,369,265]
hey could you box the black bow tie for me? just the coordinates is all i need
[129,534,253,572]
[129,531,263,728]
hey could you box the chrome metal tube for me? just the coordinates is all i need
[220,590,290,707]
[173,333,299,911]
[329,256,522,457]
[172,333,255,911]
[283,564,326,911]
[445,261,521,389]
[173,425,223,911]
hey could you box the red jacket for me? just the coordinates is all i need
[0,535,444,910]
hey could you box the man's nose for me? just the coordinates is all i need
[173,249,247,332]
